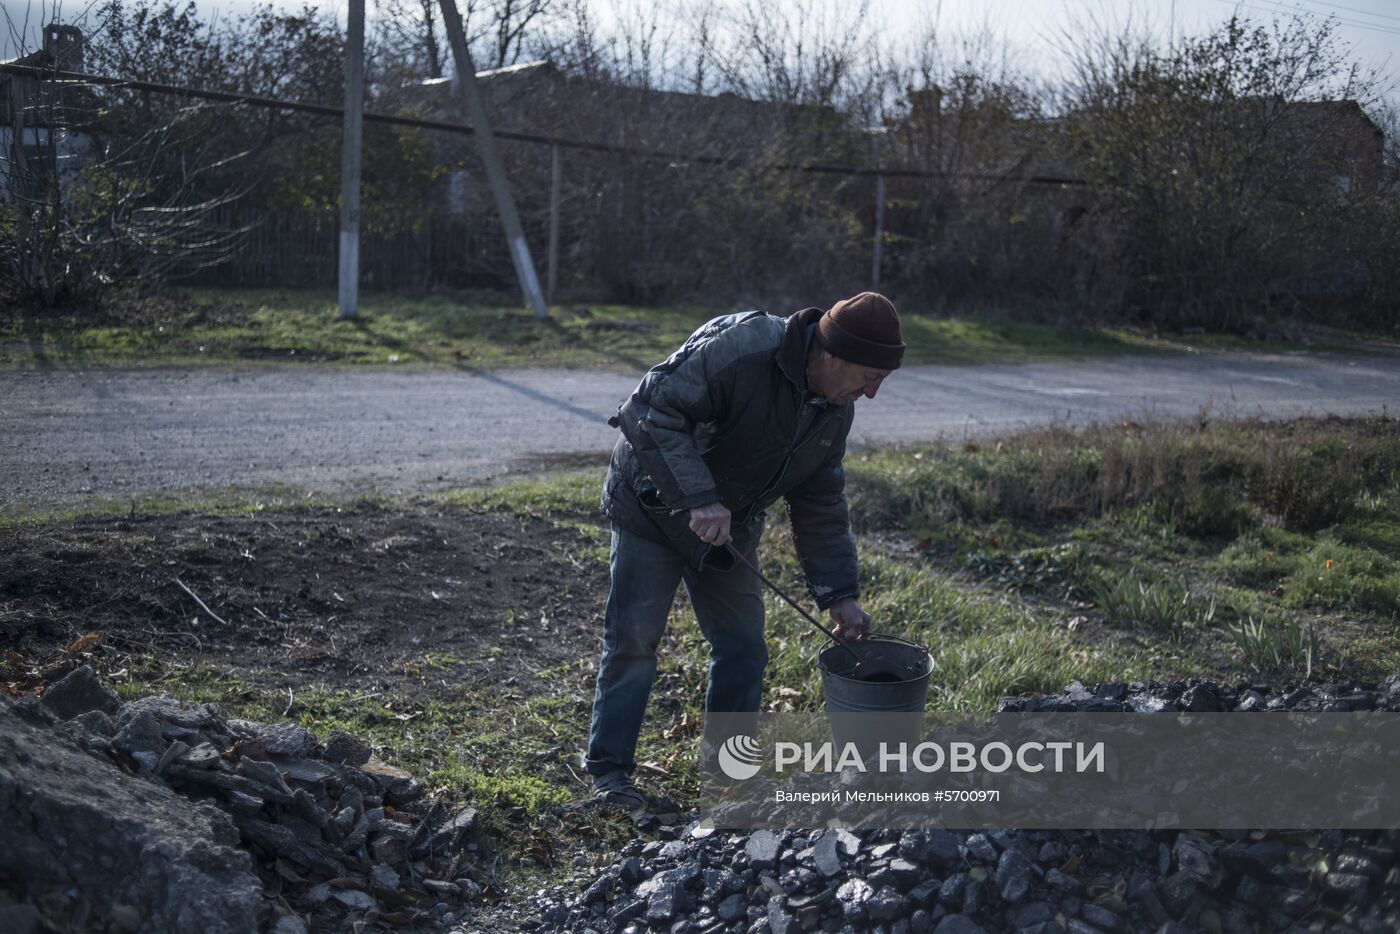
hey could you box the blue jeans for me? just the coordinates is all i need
[585,524,766,778]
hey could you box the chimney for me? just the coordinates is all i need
[908,85,942,122]
[44,24,84,72]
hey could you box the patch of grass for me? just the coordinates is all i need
[1212,528,1310,587]
[962,541,1088,602]
[894,315,1154,365]
[849,416,1399,538]
[0,482,420,532]
[1225,616,1320,680]
[1176,329,1393,356]
[1338,510,1400,553]
[112,657,262,712]
[1215,529,1400,617]
[1,286,1179,370]
[439,470,599,517]
[403,651,467,675]
[0,471,598,532]
[1087,573,1213,643]
[1276,538,1400,616]
[429,764,572,815]
[848,416,1400,679]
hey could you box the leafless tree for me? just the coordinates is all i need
[1057,10,1394,328]
[872,18,1049,308]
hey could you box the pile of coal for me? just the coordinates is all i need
[3,665,482,932]
[526,673,1400,934]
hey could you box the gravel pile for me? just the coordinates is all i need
[27,665,482,931]
[526,674,1400,934]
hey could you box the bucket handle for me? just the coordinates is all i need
[723,542,864,667]
[862,631,933,657]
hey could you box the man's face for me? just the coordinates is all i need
[819,353,893,406]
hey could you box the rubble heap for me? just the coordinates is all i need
[527,674,1400,934]
[3,666,481,932]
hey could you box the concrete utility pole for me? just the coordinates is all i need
[871,171,886,290]
[338,0,365,319]
[438,0,549,319]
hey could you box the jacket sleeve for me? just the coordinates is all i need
[614,320,753,511]
[784,438,860,610]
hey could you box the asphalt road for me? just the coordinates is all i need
[4,351,1396,505]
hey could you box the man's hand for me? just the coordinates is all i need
[689,502,732,545]
[829,597,872,641]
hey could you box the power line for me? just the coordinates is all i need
[0,62,1087,186]
[1215,0,1400,36]
[1296,0,1400,25]
[1222,0,1400,35]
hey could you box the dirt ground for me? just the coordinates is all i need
[0,502,611,700]
[0,501,627,932]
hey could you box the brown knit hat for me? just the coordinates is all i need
[815,292,905,370]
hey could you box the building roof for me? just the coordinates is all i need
[389,59,851,158]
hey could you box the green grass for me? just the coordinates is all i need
[0,484,391,531]
[895,315,1152,365]
[0,286,1177,370]
[438,471,601,516]
[846,416,1400,680]
[0,465,614,531]
[1176,329,1396,356]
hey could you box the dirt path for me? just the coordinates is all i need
[3,351,1397,505]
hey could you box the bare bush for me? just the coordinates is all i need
[874,22,1050,309]
[1058,12,1393,329]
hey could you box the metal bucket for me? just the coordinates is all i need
[818,633,934,712]
[818,633,934,761]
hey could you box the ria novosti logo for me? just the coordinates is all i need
[716,734,1108,780]
[717,734,763,780]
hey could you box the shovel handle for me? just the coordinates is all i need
[723,542,864,666]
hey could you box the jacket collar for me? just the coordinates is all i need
[777,307,824,391]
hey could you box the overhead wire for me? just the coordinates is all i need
[0,61,1087,185]
[1213,0,1400,36]
[1293,0,1400,25]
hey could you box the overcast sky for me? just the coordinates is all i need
[4,0,1397,99]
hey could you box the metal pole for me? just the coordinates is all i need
[548,143,561,304]
[871,172,886,290]
[437,0,550,319]
[338,0,365,319]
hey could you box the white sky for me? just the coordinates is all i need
[4,0,1397,98]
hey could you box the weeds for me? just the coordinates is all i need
[1226,616,1320,678]
[849,417,1399,674]
[1087,574,1217,643]
[848,416,1399,537]
[963,542,1086,601]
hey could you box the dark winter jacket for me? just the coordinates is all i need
[601,306,860,609]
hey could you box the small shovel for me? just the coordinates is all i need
[723,542,912,682]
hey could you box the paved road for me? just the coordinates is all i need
[3,351,1396,505]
